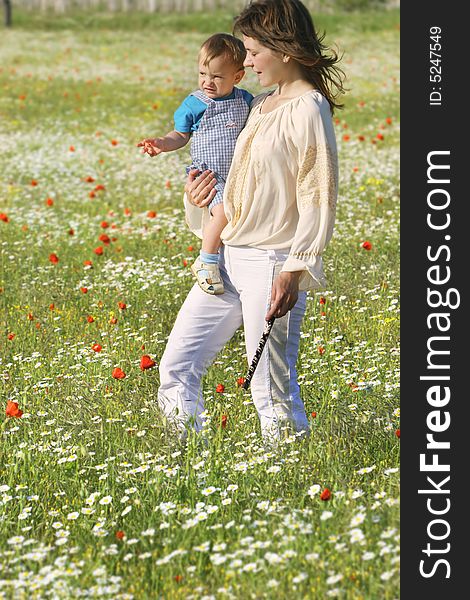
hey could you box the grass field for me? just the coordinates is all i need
[0,9,400,599]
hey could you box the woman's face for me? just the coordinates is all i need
[243,36,287,88]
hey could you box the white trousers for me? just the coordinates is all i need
[158,245,310,440]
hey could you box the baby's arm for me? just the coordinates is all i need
[137,130,190,157]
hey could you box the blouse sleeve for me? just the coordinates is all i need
[280,100,338,291]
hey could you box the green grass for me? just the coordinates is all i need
[0,9,399,600]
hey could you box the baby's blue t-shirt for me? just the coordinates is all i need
[174,88,254,133]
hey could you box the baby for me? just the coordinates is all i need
[138,33,253,294]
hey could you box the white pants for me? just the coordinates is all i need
[158,245,310,440]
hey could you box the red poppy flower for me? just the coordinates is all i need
[111,139,119,146]
[385,117,392,125]
[318,346,325,355]
[216,384,225,393]
[89,191,96,199]
[112,367,126,380]
[174,575,183,583]
[236,377,245,387]
[94,184,105,192]
[319,297,326,305]
[7,333,15,340]
[49,303,55,310]
[165,180,171,189]
[6,400,23,418]
[92,343,102,352]
[182,259,188,267]
[80,287,88,294]
[31,180,38,186]
[358,135,365,142]
[320,488,331,501]
[221,414,228,428]
[49,253,59,264]
[99,234,111,245]
[87,315,95,323]
[27,313,34,321]
[321,311,326,317]
[100,221,109,229]
[187,246,194,252]
[376,133,384,141]
[115,530,125,540]
[85,176,95,183]
[69,145,75,152]
[361,241,372,251]
[68,228,74,236]
[94,246,103,255]
[395,429,400,438]
[118,302,127,310]
[147,211,157,218]
[342,134,350,142]
[109,316,118,325]
[0,213,9,222]
[140,355,156,370]
[84,260,93,267]
[123,208,131,216]
[311,411,317,418]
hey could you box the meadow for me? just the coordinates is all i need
[0,9,400,599]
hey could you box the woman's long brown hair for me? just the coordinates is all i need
[233,0,346,113]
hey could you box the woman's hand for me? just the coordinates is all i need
[185,169,217,208]
[266,272,302,320]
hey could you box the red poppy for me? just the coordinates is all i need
[49,303,55,310]
[109,316,118,325]
[100,221,109,229]
[118,302,127,310]
[187,246,194,252]
[221,414,228,428]
[342,134,350,142]
[115,530,125,540]
[31,180,38,186]
[46,198,54,206]
[84,260,93,267]
[320,488,331,501]
[140,355,156,370]
[361,241,372,251]
[27,313,34,321]
[49,253,59,264]
[69,145,75,152]
[311,411,317,418]
[0,213,9,222]
[68,228,74,236]
[92,343,102,352]
[147,211,157,218]
[216,384,225,393]
[86,315,95,323]
[319,297,326,305]
[321,311,326,317]
[376,133,384,141]
[89,191,96,199]
[94,246,104,255]
[80,287,88,294]
[174,575,183,583]
[395,429,400,438]
[385,117,392,125]
[111,139,119,146]
[6,400,23,418]
[123,208,131,216]
[165,180,171,189]
[85,176,95,183]
[358,135,365,142]
[236,377,245,387]
[318,346,325,355]
[99,234,111,245]
[7,333,15,340]
[182,259,188,267]
[112,367,126,380]
[94,184,106,192]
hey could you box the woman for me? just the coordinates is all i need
[158,0,345,442]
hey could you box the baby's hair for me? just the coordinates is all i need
[199,33,247,70]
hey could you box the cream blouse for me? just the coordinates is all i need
[184,89,338,291]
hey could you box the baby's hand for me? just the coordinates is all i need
[137,138,165,157]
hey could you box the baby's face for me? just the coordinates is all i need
[198,55,244,99]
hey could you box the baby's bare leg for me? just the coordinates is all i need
[201,204,228,254]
